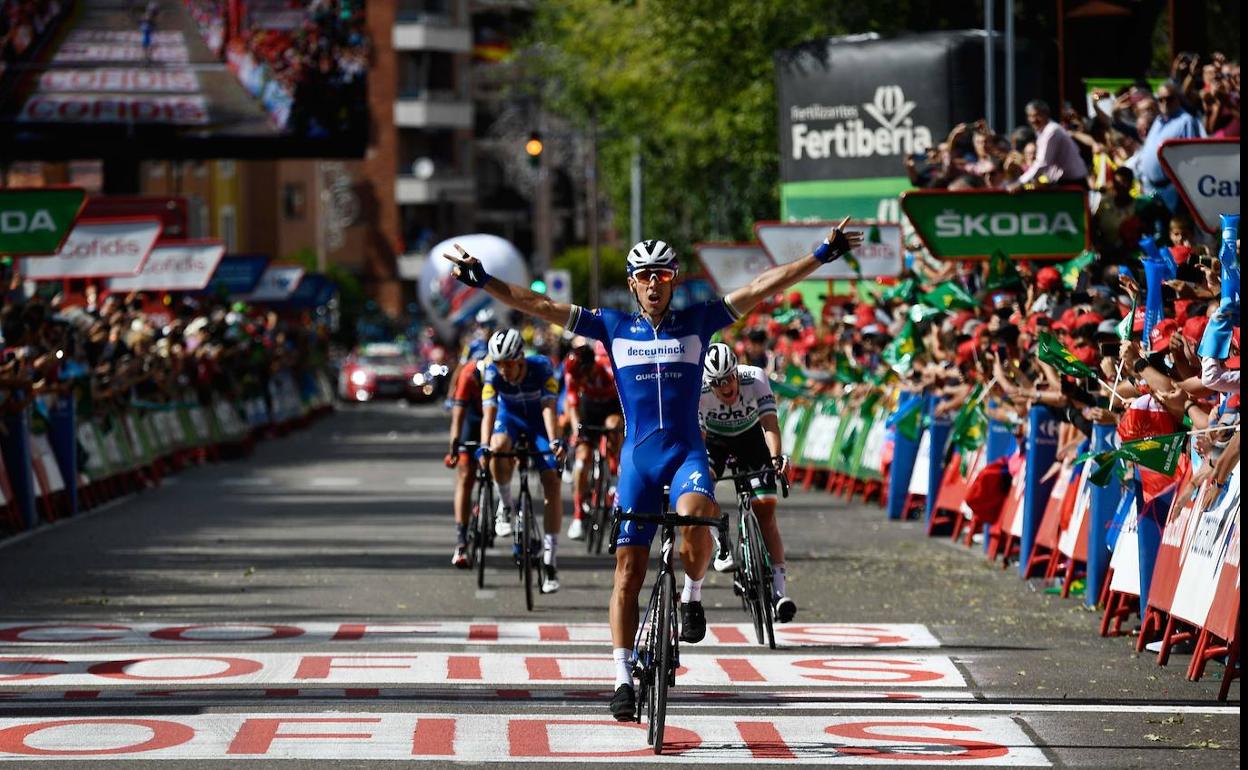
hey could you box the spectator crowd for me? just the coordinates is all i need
[0,271,332,535]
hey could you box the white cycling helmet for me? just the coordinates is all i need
[488,329,524,361]
[626,239,679,275]
[703,342,737,382]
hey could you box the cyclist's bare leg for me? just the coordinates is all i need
[488,433,515,486]
[610,545,649,648]
[572,440,592,516]
[604,414,623,472]
[453,459,475,527]
[540,468,563,537]
[752,498,785,564]
[676,492,717,581]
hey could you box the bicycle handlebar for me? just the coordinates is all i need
[607,509,727,555]
[718,464,791,499]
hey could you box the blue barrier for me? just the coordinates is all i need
[1085,424,1121,607]
[886,394,924,520]
[0,408,37,530]
[1135,474,1172,616]
[924,395,953,530]
[1019,406,1061,576]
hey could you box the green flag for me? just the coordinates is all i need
[783,362,806,387]
[908,304,944,324]
[1116,295,1136,341]
[882,278,919,303]
[894,397,925,442]
[1118,432,1187,476]
[1059,249,1098,290]
[882,321,921,374]
[833,352,864,384]
[984,249,1023,292]
[1036,332,1098,379]
[920,281,978,311]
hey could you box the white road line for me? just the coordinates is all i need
[220,478,274,487]
[308,477,361,488]
[0,713,1049,764]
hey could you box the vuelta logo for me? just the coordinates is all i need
[790,85,934,161]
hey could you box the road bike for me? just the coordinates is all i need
[459,441,493,589]
[717,458,790,649]
[609,494,725,754]
[487,439,555,611]
[578,423,620,555]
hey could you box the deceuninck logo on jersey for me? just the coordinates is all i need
[612,335,703,369]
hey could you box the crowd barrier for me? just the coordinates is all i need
[777,386,1240,701]
[0,370,335,538]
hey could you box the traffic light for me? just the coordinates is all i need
[524,132,543,167]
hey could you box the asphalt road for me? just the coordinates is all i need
[0,402,1237,768]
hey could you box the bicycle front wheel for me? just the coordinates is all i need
[474,479,493,588]
[652,569,676,754]
[520,491,536,611]
[744,512,776,649]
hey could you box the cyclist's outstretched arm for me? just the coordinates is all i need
[442,244,573,326]
[726,216,863,317]
[759,413,783,459]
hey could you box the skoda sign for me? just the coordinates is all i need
[901,188,1089,260]
[1158,138,1239,234]
[0,187,86,255]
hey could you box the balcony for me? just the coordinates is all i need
[394,92,473,129]
[396,173,476,205]
[393,15,471,53]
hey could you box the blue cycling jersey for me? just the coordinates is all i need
[481,355,559,424]
[567,300,740,443]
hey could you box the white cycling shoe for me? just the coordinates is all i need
[713,548,736,573]
[541,566,561,594]
[567,518,586,541]
[494,506,513,538]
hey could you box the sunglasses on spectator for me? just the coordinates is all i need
[632,269,676,284]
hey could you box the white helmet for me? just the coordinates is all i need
[488,329,524,360]
[627,239,679,275]
[703,343,737,382]
[475,306,496,326]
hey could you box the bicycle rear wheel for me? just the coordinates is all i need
[590,451,610,554]
[474,477,493,589]
[745,512,776,649]
[652,569,676,754]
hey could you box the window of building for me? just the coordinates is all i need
[283,183,307,220]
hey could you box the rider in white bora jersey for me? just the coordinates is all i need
[443,217,862,721]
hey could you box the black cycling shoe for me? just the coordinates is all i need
[610,683,636,721]
[679,600,706,644]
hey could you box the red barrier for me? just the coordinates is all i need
[1023,459,1076,579]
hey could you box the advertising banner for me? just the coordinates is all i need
[21,217,161,279]
[901,188,1089,260]
[285,273,335,308]
[1157,138,1240,234]
[201,254,271,295]
[242,264,305,303]
[0,187,86,255]
[694,243,775,294]
[107,240,225,292]
[755,221,903,279]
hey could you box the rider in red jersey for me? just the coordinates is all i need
[564,342,623,540]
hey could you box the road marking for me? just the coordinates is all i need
[220,478,274,487]
[474,590,497,600]
[0,687,974,705]
[0,652,966,688]
[308,477,361,488]
[0,622,940,649]
[0,713,1048,764]
[406,477,450,488]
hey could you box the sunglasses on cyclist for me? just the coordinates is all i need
[632,268,676,284]
[709,373,737,388]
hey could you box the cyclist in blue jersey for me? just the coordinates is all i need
[478,329,568,594]
[443,217,862,720]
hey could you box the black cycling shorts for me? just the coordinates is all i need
[705,422,777,499]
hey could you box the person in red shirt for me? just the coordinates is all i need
[563,343,622,541]
[445,358,485,567]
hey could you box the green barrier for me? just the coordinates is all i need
[775,384,895,484]
[798,399,842,470]
[780,400,813,461]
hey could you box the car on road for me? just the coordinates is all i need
[337,342,440,403]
